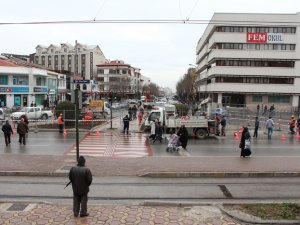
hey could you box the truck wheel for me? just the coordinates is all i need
[41,114,48,120]
[195,129,207,139]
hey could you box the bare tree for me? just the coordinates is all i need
[142,82,160,97]
[176,68,197,103]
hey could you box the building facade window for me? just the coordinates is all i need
[36,77,46,86]
[97,69,104,74]
[268,96,290,103]
[214,43,296,51]
[252,96,262,102]
[0,75,8,85]
[13,76,28,85]
[215,76,294,84]
[215,26,296,33]
[216,60,295,68]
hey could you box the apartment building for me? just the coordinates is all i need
[195,13,300,111]
[96,60,143,98]
[32,42,106,81]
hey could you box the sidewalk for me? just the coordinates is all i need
[0,202,241,225]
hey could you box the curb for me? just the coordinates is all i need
[0,171,68,177]
[218,204,300,225]
[140,172,300,178]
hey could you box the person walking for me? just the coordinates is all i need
[289,115,296,134]
[57,113,64,133]
[177,125,189,150]
[153,121,163,143]
[253,116,259,138]
[240,127,251,157]
[69,156,92,217]
[149,119,156,140]
[220,115,226,136]
[20,114,29,125]
[132,105,137,120]
[256,104,260,115]
[266,116,275,139]
[128,107,133,121]
[2,120,13,146]
[263,105,268,115]
[137,111,143,125]
[123,114,130,134]
[17,118,28,145]
[297,116,300,135]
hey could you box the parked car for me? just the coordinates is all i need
[210,108,228,118]
[128,100,138,108]
[10,107,54,121]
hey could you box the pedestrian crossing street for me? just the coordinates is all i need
[65,131,152,158]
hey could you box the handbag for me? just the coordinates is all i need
[244,139,251,150]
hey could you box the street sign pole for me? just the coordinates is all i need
[110,92,113,129]
[75,88,79,162]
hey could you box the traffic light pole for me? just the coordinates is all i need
[110,92,113,129]
[75,88,79,162]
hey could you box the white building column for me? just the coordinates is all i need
[217,93,222,107]
[292,95,299,108]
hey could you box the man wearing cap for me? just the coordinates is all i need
[57,113,64,133]
[69,156,93,217]
[2,120,13,146]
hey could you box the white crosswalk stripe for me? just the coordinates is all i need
[65,132,151,158]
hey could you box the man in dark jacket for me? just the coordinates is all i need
[17,118,28,145]
[69,156,92,217]
[2,120,13,146]
[123,115,130,134]
[177,125,189,150]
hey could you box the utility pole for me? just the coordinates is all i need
[75,88,79,162]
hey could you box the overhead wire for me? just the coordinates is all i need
[93,0,109,21]
[186,0,200,21]
[0,19,299,26]
[178,0,184,21]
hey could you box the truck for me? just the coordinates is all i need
[10,107,54,121]
[82,100,111,118]
[143,104,219,138]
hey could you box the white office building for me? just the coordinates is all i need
[195,13,300,111]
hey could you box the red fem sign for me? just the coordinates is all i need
[246,32,284,43]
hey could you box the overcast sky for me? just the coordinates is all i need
[0,0,299,90]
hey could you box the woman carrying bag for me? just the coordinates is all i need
[239,127,251,158]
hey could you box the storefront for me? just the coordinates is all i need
[33,87,48,107]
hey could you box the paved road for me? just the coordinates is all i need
[1,130,300,158]
[0,176,299,204]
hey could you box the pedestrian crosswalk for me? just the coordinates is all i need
[65,131,152,158]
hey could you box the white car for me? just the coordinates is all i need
[10,107,53,121]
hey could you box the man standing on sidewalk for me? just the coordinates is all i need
[2,120,13,146]
[69,156,93,217]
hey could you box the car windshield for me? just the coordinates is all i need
[19,108,30,113]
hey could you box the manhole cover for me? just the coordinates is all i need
[7,203,28,211]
